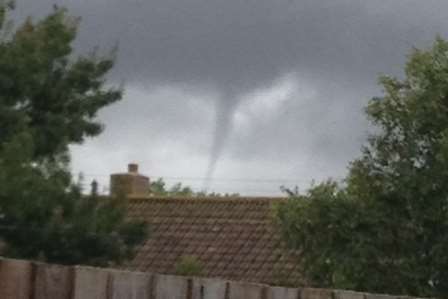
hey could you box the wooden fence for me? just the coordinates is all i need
[0,257,412,299]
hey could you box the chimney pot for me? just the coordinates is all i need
[128,163,138,173]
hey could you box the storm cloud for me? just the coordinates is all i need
[18,0,448,194]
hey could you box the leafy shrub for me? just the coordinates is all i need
[175,255,203,276]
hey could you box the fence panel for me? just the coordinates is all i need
[192,277,227,299]
[0,258,432,299]
[228,281,266,299]
[154,274,189,299]
[73,266,109,299]
[109,269,152,299]
[301,288,333,299]
[334,290,366,299]
[365,293,398,299]
[268,286,299,299]
[34,263,73,299]
[0,258,33,299]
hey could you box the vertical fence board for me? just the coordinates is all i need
[0,258,431,299]
[334,290,366,299]
[34,263,73,299]
[301,288,333,299]
[0,258,32,299]
[154,274,189,299]
[365,294,398,299]
[109,269,152,299]
[228,281,265,299]
[192,277,227,299]
[73,266,109,299]
[268,286,299,299]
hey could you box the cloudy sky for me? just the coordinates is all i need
[18,0,448,195]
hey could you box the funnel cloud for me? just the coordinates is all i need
[18,0,448,194]
[205,92,238,186]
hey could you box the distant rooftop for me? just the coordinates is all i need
[125,196,303,286]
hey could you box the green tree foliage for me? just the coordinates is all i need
[0,133,147,265]
[149,178,194,196]
[0,4,121,160]
[149,178,239,197]
[0,4,146,266]
[175,255,203,276]
[276,38,448,297]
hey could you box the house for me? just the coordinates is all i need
[111,164,303,286]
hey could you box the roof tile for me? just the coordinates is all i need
[125,196,303,286]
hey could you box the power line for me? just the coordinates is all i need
[75,174,345,196]
[79,174,341,184]
[78,185,286,195]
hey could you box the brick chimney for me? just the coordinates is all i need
[110,163,150,197]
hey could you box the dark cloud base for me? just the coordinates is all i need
[18,0,448,193]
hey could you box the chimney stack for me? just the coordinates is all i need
[110,163,150,197]
[128,163,138,174]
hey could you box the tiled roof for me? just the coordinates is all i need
[125,196,304,286]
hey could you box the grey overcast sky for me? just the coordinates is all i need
[18,0,448,195]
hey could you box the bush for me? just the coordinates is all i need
[175,255,203,276]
